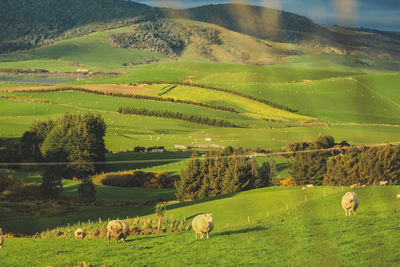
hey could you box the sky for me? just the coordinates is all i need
[133,0,400,31]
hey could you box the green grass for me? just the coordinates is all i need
[0,28,168,72]
[1,186,399,266]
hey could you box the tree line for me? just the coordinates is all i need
[118,107,235,128]
[288,136,400,186]
[13,87,236,113]
[134,81,296,113]
[175,147,277,201]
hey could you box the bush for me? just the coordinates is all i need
[78,179,96,200]
[2,183,40,201]
[0,169,15,192]
[279,177,297,186]
[94,171,175,189]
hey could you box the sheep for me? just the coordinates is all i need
[341,192,360,216]
[74,228,86,239]
[350,184,357,190]
[361,185,367,188]
[379,181,388,186]
[192,214,214,239]
[397,194,400,200]
[0,228,4,248]
[301,187,306,190]
[305,184,313,189]
[107,220,129,245]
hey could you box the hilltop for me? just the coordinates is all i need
[1,1,400,62]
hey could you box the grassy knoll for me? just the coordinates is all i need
[1,186,399,266]
[0,28,167,73]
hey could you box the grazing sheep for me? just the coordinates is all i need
[350,184,357,190]
[0,228,4,248]
[74,228,86,239]
[341,192,360,216]
[301,187,306,190]
[361,185,367,188]
[306,184,313,189]
[192,214,214,239]
[379,181,388,186]
[107,220,129,245]
[397,194,400,200]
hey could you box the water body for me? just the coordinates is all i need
[0,74,78,85]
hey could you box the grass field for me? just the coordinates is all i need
[1,185,399,266]
[0,28,168,72]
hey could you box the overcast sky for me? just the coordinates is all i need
[133,0,400,31]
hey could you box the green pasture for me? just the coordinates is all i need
[1,186,399,266]
[143,84,314,121]
[0,28,167,72]
[1,95,399,151]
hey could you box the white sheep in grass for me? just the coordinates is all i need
[350,184,357,190]
[0,228,4,248]
[397,194,400,200]
[107,220,129,245]
[192,214,214,239]
[379,181,388,186]
[74,228,86,239]
[306,184,313,189]
[341,192,360,216]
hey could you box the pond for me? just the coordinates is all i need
[0,74,81,85]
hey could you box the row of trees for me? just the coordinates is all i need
[118,107,235,127]
[289,136,400,186]
[175,147,277,201]
[14,87,236,113]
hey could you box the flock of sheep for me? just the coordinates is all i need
[0,182,398,248]
[73,214,215,245]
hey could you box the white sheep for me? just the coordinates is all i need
[0,228,4,248]
[350,184,357,190]
[361,185,367,188]
[192,214,214,239]
[397,194,400,200]
[107,220,129,245]
[301,187,306,190]
[306,184,313,189]
[341,192,360,216]
[379,181,388,186]
[74,228,86,239]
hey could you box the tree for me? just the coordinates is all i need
[175,152,202,201]
[155,203,167,233]
[0,169,15,192]
[290,150,329,185]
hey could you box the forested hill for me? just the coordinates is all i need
[1,0,400,60]
[0,0,159,53]
[168,4,400,60]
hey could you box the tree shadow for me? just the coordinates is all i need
[214,226,267,237]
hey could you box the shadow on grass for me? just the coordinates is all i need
[214,226,267,237]
[167,192,239,211]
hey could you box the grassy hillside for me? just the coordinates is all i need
[1,186,399,266]
[0,28,168,72]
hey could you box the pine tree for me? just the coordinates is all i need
[175,152,203,201]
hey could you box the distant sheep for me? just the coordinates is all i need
[74,228,86,239]
[301,187,306,190]
[107,220,129,245]
[341,192,360,216]
[397,194,400,200]
[192,214,214,239]
[379,181,388,186]
[0,228,4,248]
[306,184,313,189]
[350,184,357,190]
[361,185,367,188]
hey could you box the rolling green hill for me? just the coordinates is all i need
[1,186,399,266]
